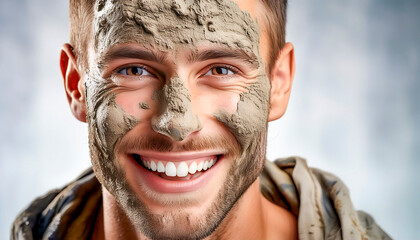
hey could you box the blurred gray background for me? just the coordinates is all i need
[1,0,419,239]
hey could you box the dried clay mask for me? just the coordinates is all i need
[84,0,271,239]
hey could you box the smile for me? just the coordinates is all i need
[132,154,220,180]
[127,151,225,193]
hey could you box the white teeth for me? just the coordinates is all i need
[157,161,165,172]
[165,162,177,177]
[209,159,214,168]
[150,161,157,171]
[189,162,197,174]
[141,157,218,177]
[203,161,209,170]
[197,161,204,171]
[177,162,189,177]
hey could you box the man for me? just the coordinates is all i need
[12,0,390,239]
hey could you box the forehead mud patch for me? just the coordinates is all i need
[93,0,261,57]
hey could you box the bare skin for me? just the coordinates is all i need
[61,0,296,239]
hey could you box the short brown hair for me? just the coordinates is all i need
[259,0,288,72]
[69,0,95,72]
[69,0,287,73]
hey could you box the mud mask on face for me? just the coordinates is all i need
[91,0,269,149]
[84,0,271,239]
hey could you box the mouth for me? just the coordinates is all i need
[132,153,222,181]
[126,151,225,193]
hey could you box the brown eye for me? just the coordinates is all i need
[119,66,152,76]
[205,66,234,76]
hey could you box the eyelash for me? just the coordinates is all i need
[114,64,157,77]
[202,64,241,76]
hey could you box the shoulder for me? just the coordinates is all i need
[262,194,298,240]
[12,188,62,240]
[11,168,101,240]
[260,157,392,240]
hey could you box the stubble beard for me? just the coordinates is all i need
[87,117,268,240]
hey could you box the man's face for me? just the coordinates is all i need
[84,0,271,239]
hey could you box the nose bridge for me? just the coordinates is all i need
[152,76,202,141]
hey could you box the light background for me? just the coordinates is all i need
[1,0,419,239]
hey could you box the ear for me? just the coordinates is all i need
[268,42,295,122]
[60,43,87,123]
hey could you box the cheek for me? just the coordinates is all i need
[91,93,138,158]
[115,84,160,120]
[192,90,240,115]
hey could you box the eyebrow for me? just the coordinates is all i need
[187,48,260,69]
[99,45,260,69]
[99,46,168,67]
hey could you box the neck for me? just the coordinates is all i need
[93,178,296,240]
[203,179,267,240]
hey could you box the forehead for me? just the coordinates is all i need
[93,0,261,59]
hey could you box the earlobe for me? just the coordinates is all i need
[267,42,295,122]
[60,43,87,123]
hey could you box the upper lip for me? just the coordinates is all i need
[130,150,225,162]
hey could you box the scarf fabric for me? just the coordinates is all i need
[260,157,391,240]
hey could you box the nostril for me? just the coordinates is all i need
[170,128,182,141]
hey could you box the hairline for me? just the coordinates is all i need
[69,0,285,77]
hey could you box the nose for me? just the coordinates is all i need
[152,76,202,141]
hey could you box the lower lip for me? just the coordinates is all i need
[126,154,222,193]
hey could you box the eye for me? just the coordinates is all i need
[204,66,235,76]
[118,66,153,76]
